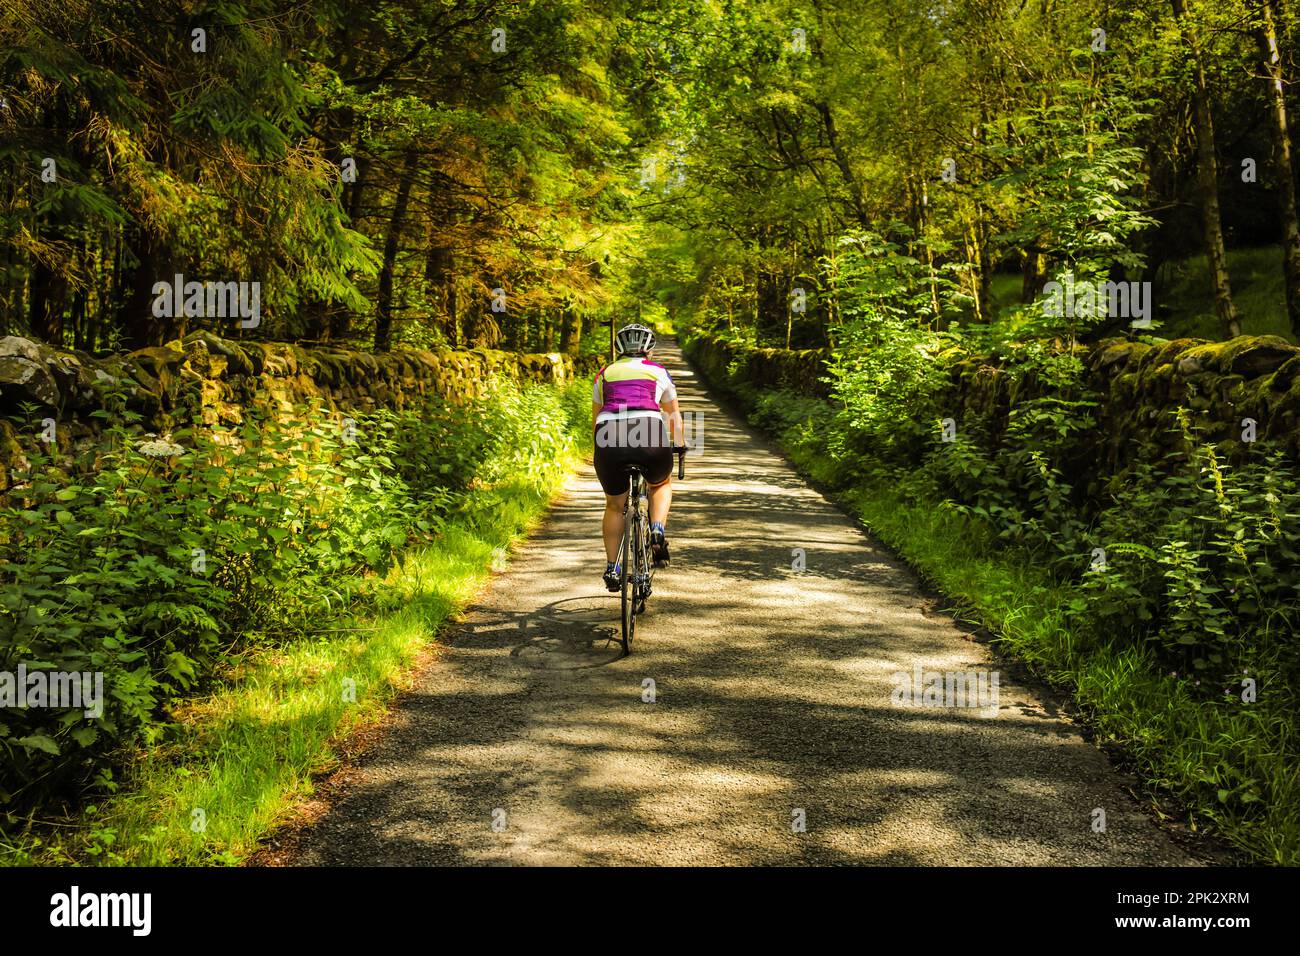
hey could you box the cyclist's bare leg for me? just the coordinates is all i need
[603,491,628,562]
[647,476,672,526]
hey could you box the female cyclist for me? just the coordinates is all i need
[592,324,685,591]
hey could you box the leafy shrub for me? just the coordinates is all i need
[0,376,591,819]
[1078,432,1300,684]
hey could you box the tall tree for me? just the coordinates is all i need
[1254,0,1300,337]
[1172,0,1242,337]
[374,151,415,352]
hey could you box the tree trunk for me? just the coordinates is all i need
[373,152,415,352]
[28,257,62,344]
[511,310,531,351]
[917,179,941,322]
[1255,0,1300,337]
[1173,0,1241,338]
[118,229,164,349]
[447,278,460,348]
[28,199,71,344]
[425,243,461,346]
[814,101,870,229]
[71,288,87,351]
[755,268,785,346]
[1021,249,1048,304]
[329,152,369,344]
[559,303,583,356]
[346,155,369,224]
[965,217,985,325]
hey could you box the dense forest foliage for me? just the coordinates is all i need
[6,0,1299,356]
[640,0,1300,347]
[2,0,653,353]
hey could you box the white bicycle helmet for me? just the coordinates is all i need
[615,323,656,356]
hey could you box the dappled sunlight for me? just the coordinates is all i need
[284,340,1196,866]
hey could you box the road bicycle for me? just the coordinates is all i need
[617,446,686,654]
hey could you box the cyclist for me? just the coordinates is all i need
[592,324,685,592]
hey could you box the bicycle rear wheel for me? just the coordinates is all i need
[619,504,636,654]
[635,511,652,615]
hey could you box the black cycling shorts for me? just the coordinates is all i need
[594,416,672,495]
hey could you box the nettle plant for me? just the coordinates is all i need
[913,338,1101,566]
[0,386,417,811]
[1077,410,1300,685]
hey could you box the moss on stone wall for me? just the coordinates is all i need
[684,328,1300,484]
[1084,335,1300,469]
[0,332,600,491]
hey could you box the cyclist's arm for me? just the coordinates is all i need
[661,397,685,447]
[592,372,605,431]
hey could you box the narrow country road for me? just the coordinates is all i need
[287,339,1198,866]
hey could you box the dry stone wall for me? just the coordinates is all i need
[945,335,1300,472]
[680,332,831,398]
[685,328,1300,475]
[0,332,599,490]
